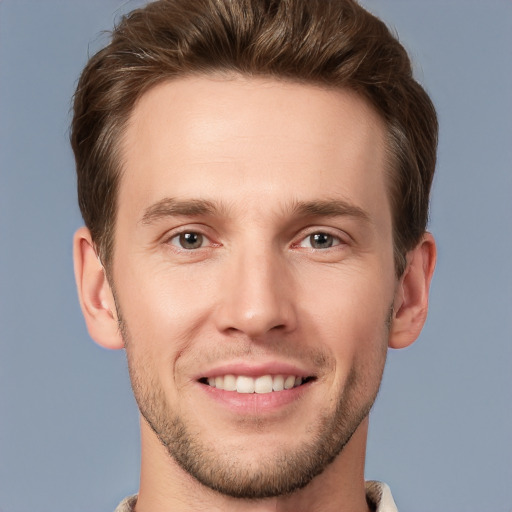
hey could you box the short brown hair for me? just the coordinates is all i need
[71,0,437,275]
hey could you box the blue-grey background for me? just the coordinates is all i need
[0,1,510,511]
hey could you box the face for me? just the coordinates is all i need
[112,76,397,498]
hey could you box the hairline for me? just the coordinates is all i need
[99,71,411,277]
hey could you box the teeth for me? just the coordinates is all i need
[254,375,273,394]
[284,375,296,389]
[205,374,306,394]
[272,375,284,391]
[223,374,237,391]
[236,376,255,394]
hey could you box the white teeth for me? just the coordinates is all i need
[272,375,284,391]
[205,374,306,394]
[223,374,237,391]
[284,375,296,389]
[236,376,255,394]
[254,375,273,394]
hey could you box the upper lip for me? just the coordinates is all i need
[194,361,315,381]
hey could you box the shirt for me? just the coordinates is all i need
[114,480,398,511]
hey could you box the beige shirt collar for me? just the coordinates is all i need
[114,481,398,512]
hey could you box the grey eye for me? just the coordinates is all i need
[309,233,334,249]
[172,232,204,249]
[298,232,341,249]
[308,233,335,249]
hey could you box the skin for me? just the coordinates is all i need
[74,76,436,512]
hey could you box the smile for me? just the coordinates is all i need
[200,374,314,394]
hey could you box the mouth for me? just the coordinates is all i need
[198,374,316,394]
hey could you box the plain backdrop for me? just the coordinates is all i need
[0,1,511,511]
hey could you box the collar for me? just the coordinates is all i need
[115,481,398,512]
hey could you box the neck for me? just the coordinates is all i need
[135,417,372,512]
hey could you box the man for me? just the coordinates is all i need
[71,0,437,510]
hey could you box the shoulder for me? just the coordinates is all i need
[365,481,398,512]
[113,494,137,512]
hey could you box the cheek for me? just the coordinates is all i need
[297,263,392,365]
[299,262,394,326]
[115,261,219,360]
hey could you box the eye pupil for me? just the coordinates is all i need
[179,232,203,249]
[310,233,333,248]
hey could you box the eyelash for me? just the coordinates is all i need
[297,231,345,250]
[166,229,347,252]
[167,231,215,250]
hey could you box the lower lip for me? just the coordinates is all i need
[198,381,313,414]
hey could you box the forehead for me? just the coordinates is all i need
[119,76,390,227]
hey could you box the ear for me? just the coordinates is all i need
[73,226,124,350]
[389,232,436,349]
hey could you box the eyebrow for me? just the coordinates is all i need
[140,198,221,225]
[291,199,371,223]
[139,197,371,225]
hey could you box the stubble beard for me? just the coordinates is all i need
[119,316,388,500]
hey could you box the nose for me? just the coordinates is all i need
[214,245,297,339]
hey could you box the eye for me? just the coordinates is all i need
[299,232,341,249]
[169,232,206,250]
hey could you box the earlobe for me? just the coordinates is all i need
[389,232,436,349]
[73,227,124,350]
